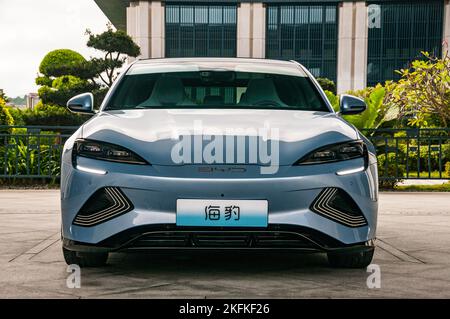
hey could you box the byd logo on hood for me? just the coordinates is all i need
[170,120,280,175]
[198,167,247,173]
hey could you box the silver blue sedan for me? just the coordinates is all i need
[61,58,378,268]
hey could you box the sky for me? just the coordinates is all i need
[0,0,111,97]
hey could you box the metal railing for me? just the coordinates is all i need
[361,128,450,180]
[0,125,449,181]
[0,125,77,179]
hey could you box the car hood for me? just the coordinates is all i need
[81,109,359,166]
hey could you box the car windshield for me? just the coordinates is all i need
[105,65,329,112]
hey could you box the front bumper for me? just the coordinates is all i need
[62,224,376,254]
[61,157,378,250]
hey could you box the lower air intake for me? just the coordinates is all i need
[310,187,367,228]
[73,187,133,227]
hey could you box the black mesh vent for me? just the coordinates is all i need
[73,187,133,227]
[310,188,367,228]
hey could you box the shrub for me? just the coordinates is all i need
[391,51,450,127]
[39,49,86,78]
[445,162,450,178]
[0,127,62,179]
[19,102,89,126]
[36,49,99,107]
[324,90,339,112]
[0,97,14,126]
[0,98,14,146]
[325,85,399,131]
[377,153,405,189]
[7,107,25,125]
[52,75,88,90]
[317,78,336,94]
[38,74,97,106]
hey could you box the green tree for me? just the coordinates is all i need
[38,49,86,78]
[36,49,97,106]
[392,51,450,128]
[0,97,14,146]
[0,97,14,126]
[0,90,8,102]
[35,25,140,110]
[86,24,140,87]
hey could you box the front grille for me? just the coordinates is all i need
[126,231,323,250]
[73,187,134,227]
[310,187,368,228]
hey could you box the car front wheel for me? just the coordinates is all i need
[327,248,374,268]
[62,247,108,267]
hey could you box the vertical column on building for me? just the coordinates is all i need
[127,1,164,59]
[127,1,150,59]
[353,2,368,91]
[237,3,266,58]
[443,0,450,55]
[150,1,165,58]
[252,3,266,58]
[237,3,252,57]
[337,2,353,93]
[337,1,368,94]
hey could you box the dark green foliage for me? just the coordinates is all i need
[0,98,14,126]
[377,153,406,189]
[37,50,98,106]
[0,90,8,102]
[19,103,90,126]
[39,49,87,78]
[0,127,63,180]
[86,25,140,87]
[35,25,141,109]
[317,78,336,94]
[86,26,140,59]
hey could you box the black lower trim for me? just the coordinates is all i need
[63,224,375,254]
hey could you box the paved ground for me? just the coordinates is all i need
[0,190,449,298]
[399,179,449,185]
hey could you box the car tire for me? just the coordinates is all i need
[327,248,374,268]
[62,247,108,267]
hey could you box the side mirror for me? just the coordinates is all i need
[67,93,95,114]
[339,94,366,115]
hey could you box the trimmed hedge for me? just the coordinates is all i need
[39,49,86,78]
[0,97,14,126]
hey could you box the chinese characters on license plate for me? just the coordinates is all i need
[176,199,268,227]
[204,205,240,221]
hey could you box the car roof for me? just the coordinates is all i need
[130,58,308,77]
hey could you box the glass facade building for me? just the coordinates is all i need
[96,0,450,92]
[165,4,237,57]
[367,1,444,86]
[266,4,338,82]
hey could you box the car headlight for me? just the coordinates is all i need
[72,139,149,166]
[295,140,367,165]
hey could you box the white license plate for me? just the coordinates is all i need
[176,199,268,227]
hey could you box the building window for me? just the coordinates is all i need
[367,1,444,87]
[165,4,237,57]
[266,4,338,82]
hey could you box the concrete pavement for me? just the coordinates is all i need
[0,190,449,298]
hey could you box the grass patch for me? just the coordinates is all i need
[394,182,450,192]
[403,171,449,179]
[0,178,60,189]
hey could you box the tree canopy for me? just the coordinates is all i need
[86,25,140,87]
[392,51,450,127]
[35,25,141,108]
[38,49,87,78]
